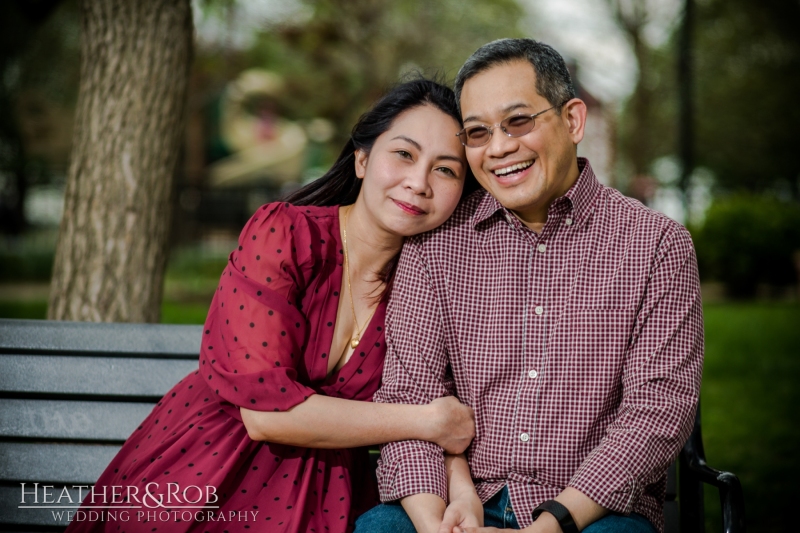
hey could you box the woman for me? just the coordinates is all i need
[66,78,477,533]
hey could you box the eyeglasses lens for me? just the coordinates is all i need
[503,115,534,136]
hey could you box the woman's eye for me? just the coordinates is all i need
[436,166,456,177]
[396,150,412,159]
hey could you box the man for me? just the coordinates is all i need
[355,38,703,533]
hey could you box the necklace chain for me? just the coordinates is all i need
[343,206,377,349]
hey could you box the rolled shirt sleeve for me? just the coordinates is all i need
[374,237,455,503]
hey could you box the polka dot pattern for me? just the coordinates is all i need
[66,203,386,533]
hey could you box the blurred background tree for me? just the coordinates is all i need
[46,0,193,323]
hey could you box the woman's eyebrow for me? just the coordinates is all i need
[392,135,463,164]
[391,135,422,150]
[435,154,465,164]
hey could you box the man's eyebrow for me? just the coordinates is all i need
[463,102,531,124]
[391,135,422,150]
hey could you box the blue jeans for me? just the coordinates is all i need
[354,487,656,533]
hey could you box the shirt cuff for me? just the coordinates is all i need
[376,442,448,503]
[568,447,643,514]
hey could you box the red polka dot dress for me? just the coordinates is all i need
[66,203,386,533]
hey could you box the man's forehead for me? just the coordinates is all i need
[460,62,544,122]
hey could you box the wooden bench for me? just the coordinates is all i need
[0,318,745,532]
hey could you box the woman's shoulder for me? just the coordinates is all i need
[236,202,341,271]
[241,202,339,239]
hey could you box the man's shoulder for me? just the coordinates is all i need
[598,185,691,243]
[411,189,487,245]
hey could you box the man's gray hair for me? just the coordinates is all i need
[454,38,576,114]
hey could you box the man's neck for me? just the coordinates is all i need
[511,158,582,234]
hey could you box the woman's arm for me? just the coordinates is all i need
[437,454,483,533]
[240,394,475,453]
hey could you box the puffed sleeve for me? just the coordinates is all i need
[199,202,318,413]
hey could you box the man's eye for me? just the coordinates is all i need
[467,127,489,140]
[505,116,531,128]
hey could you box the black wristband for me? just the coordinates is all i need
[531,500,579,533]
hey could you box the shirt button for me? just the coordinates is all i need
[565,218,573,226]
[505,213,514,225]
[537,244,546,253]
[528,369,538,379]
[534,306,544,315]
[520,433,530,442]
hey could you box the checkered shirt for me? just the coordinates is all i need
[374,158,703,532]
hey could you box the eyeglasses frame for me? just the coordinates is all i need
[456,100,571,148]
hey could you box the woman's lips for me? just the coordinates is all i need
[392,199,426,215]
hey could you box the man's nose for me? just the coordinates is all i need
[484,128,517,159]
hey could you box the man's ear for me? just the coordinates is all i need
[354,149,368,179]
[562,98,587,145]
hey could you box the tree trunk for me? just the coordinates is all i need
[48,0,192,323]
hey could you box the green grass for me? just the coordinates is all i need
[0,298,797,531]
[701,303,800,532]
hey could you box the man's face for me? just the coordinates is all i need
[459,60,584,226]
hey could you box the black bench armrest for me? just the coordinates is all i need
[679,412,746,533]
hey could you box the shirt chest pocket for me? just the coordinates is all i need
[552,308,636,388]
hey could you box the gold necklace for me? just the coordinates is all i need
[343,206,378,349]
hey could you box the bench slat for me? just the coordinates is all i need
[0,399,154,441]
[0,319,202,357]
[0,355,197,398]
[0,443,120,484]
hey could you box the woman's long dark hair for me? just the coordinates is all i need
[283,76,479,206]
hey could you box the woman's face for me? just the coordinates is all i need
[354,104,467,237]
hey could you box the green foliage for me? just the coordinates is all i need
[239,0,525,146]
[691,194,800,297]
[694,0,800,197]
[614,0,800,199]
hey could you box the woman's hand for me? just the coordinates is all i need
[439,491,484,533]
[425,396,475,454]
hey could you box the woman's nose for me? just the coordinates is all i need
[404,165,433,196]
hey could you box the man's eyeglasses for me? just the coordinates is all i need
[456,102,568,148]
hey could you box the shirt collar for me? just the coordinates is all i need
[472,157,601,228]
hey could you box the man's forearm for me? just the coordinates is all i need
[518,487,606,532]
[553,487,607,530]
[401,493,447,533]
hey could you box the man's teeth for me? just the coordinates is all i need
[494,160,533,176]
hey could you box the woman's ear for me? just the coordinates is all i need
[354,149,368,180]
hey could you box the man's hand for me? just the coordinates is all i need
[454,513,559,533]
[438,492,483,533]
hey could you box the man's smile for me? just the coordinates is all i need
[492,159,534,177]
